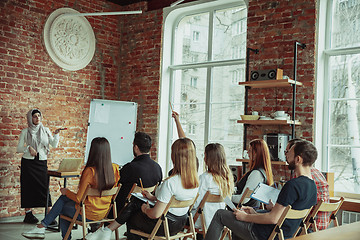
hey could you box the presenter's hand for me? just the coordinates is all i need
[29,146,37,156]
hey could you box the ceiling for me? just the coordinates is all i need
[106,0,195,11]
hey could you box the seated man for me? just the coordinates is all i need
[113,132,163,215]
[287,138,330,231]
[204,140,318,240]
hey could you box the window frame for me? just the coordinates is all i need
[158,0,247,175]
[315,0,360,198]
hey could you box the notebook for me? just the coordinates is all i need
[55,158,83,172]
[250,182,280,205]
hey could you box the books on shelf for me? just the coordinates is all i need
[250,183,280,205]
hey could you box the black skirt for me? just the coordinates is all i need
[20,157,52,208]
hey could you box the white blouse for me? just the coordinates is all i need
[156,174,199,216]
[192,172,226,229]
[16,128,59,160]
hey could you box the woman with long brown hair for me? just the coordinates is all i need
[192,143,234,229]
[232,139,273,208]
[22,137,120,240]
[86,138,199,240]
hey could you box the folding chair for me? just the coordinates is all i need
[305,197,344,232]
[130,195,198,240]
[187,191,224,239]
[268,205,312,240]
[220,187,253,240]
[60,183,121,240]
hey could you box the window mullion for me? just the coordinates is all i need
[204,10,214,147]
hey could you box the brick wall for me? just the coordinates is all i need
[0,0,163,218]
[246,0,317,179]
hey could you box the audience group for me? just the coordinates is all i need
[22,111,330,240]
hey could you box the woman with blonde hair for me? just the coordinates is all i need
[192,143,234,229]
[232,139,273,208]
[86,138,199,240]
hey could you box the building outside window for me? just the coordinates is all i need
[316,0,360,196]
[159,0,247,173]
[190,76,198,87]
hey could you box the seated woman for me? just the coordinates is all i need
[192,143,234,230]
[232,139,274,208]
[172,111,233,229]
[22,137,120,240]
[86,138,199,240]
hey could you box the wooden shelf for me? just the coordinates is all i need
[236,159,288,165]
[238,79,303,88]
[237,119,301,125]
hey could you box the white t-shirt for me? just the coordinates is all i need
[192,172,226,229]
[156,174,198,216]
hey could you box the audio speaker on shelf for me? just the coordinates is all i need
[229,165,240,182]
[250,68,283,81]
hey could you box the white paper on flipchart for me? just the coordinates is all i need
[250,183,280,205]
[131,192,156,206]
[224,196,236,210]
[94,103,110,123]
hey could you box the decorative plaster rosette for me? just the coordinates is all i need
[43,8,95,71]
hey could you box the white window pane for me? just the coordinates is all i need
[328,100,360,145]
[174,13,209,64]
[209,102,244,141]
[213,6,247,61]
[329,146,360,194]
[329,54,360,99]
[212,66,245,102]
[331,0,360,48]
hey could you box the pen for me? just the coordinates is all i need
[139,178,144,191]
[59,128,67,130]
[169,101,174,112]
[58,181,61,189]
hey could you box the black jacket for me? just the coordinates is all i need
[116,154,163,211]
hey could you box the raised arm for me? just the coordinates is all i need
[172,111,186,138]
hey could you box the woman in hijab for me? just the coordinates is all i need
[17,109,62,224]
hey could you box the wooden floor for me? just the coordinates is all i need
[0,214,127,240]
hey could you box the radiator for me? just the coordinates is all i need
[342,210,360,225]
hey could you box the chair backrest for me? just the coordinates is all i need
[192,191,224,235]
[306,197,344,231]
[236,187,253,208]
[151,194,199,239]
[61,182,122,240]
[268,205,312,240]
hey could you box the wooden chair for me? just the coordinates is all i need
[190,191,224,238]
[130,195,198,240]
[60,183,121,240]
[305,197,344,232]
[220,187,253,240]
[268,205,312,240]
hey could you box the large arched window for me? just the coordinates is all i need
[315,0,360,196]
[158,0,247,173]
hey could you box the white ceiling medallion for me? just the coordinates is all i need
[43,8,96,71]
